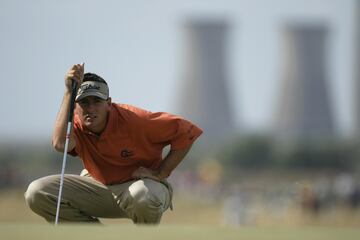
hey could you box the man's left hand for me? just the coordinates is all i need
[132,167,163,181]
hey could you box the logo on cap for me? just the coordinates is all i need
[75,81,109,101]
[80,83,100,91]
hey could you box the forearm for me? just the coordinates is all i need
[52,90,76,152]
[157,145,192,179]
[52,63,83,152]
[132,145,194,181]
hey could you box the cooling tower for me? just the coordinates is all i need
[275,24,335,140]
[178,20,235,144]
[354,1,360,136]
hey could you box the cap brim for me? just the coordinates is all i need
[75,91,108,102]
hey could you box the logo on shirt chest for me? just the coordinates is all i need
[120,149,134,159]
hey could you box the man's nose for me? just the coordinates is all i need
[85,102,96,111]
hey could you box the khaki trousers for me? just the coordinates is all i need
[24,174,172,224]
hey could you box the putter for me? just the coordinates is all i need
[55,79,78,225]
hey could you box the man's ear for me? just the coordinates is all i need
[74,103,79,114]
[107,97,112,106]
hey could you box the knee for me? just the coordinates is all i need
[24,177,54,208]
[129,180,162,208]
[127,180,163,223]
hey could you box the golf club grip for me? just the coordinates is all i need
[68,79,78,123]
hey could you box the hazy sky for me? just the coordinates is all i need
[0,0,356,141]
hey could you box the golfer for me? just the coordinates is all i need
[25,63,202,224]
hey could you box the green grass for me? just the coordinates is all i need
[0,224,359,240]
[0,189,223,225]
[1,189,360,239]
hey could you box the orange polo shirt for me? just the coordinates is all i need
[70,103,202,185]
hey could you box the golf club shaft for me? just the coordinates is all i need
[55,79,78,225]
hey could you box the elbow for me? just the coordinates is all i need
[52,138,65,152]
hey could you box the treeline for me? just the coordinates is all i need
[0,143,83,188]
[216,135,360,171]
[1,136,359,189]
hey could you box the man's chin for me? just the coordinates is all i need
[84,121,95,127]
[83,120,96,129]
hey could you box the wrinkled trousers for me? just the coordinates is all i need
[24,173,172,224]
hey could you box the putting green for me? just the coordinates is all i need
[1,224,359,240]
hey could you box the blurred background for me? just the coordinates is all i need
[1,0,360,227]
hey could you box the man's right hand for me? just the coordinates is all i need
[64,63,84,91]
[53,63,84,153]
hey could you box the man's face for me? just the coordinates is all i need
[75,96,111,134]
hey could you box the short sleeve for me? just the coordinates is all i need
[144,112,203,150]
[68,148,78,156]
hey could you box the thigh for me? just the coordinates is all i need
[109,178,172,210]
[30,174,126,218]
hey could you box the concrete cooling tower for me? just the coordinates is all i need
[275,24,335,140]
[178,20,235,144]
